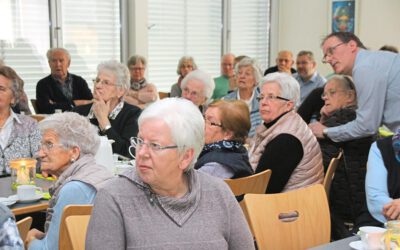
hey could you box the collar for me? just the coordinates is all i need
[88,101,124,120]
[9,109,22,125]
[264,111,290,128]
[51,72,72,84]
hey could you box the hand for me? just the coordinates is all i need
[383,199,400,220]
[92,89,111,129]
[308,122,326,139]
[26,229,45,246]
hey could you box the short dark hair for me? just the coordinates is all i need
[322,32,366,49]
[380,45,398,53]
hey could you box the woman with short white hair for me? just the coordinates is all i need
[170,56,198,97]
[73,60,141,158]
[249,72,323,193]
[86,98,254,250]
[181,69,215,112]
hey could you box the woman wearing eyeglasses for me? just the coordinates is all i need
[26,112,113,250]
[86,98,254,250]
[73,60,141,158]
[317,75,379,239]
[195,100,253,179]
[249,72,323,193]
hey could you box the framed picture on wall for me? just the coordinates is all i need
[329,0,357,33]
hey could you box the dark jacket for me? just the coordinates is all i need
[73,102,141,158]
[36,73,93,114]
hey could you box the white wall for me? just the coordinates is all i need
[270,0,400,76]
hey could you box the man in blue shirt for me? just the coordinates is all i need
[309,32,400,142]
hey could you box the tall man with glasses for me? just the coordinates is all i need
[36,48,93,114]
[309,32,400,142]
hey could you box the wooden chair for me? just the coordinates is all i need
[16,216,32,243]
[30,99,38,114]
[244,184,330,250]
[65,215,91,250]
[59,205,93,250]
[224,169,272,234]
[29,114,46,122]
[158,91,170,99]
[323,149,343,198]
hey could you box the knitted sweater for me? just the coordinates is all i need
[249,111,323,192]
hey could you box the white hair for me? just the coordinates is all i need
[235,57,262,85]
[46,48,71,62]
[180,69,215,100]
[138,98,205,171]
[38,112,100,155]
[260,72,300,107]
[97,60,130,91]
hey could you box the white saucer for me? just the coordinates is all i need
[9,194,43,204]
[0,196,18,207]
[349,240,363,250]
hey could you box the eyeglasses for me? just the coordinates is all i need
[129,67,145,72]
[321,89,347,99]
[93,78,117,87]
[256,94,290,102]
[322,42,345,63]
[40,142,64,152]
[204,117,223,128]
[130,137,178,152]
[182,87,202,99]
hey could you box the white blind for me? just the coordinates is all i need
[231,0,270,71]
[0,0,50,101]
[61,0,121,88]
[148,0,222,92]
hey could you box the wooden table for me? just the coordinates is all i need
[0,176,53,215]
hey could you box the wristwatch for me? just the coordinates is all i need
[322,128,328,139]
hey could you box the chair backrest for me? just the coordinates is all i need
[66,215,91,250]
[323,150,343,198]
[59,205,93,250]
[244,184,330,250]
[158,91,170,99]
[224,169,272,196]
[16,216,32,243]
[29,114,46,122]
[30,99,38,114]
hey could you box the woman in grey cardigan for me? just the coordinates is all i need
[86,98,254,250]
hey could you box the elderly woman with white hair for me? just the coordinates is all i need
[224,57,262,137]
[26,112,113,250]
[249,72,323,193]
[181,69,215,113]
[170,56,197,97]
[86,98,254,250]
[73,60,141,158]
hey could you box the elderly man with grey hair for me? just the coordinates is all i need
[86,98,254,250]
[73,60,141,158]
[124,55,158,109]
[26,112,113,249]
[223,57,262,137]
[36,48,93,114]
[249,72,323,193]
[181,69,215,113]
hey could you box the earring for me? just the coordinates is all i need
[70,158,76,163]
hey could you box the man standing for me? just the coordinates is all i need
[36,48,93,114]
[294,50,326,104]
[212,53,235,100]
[264,50,297,76]
[309,32,400,141]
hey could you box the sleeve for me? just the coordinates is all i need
[105,107,141,158]
[297,87,324,124]
[36,78,74,113]
[28,181,96,250]
[224,185,255,250]
[170,83,180,97]
[0,218,24,250]
[73,76,93,100]
[28,121,41,158]
[138,84,158,103]
[255,134,304,193]
[326,65,386,142]
[198,162,235,179]
[365,142,392,223]
[86,188,125,250]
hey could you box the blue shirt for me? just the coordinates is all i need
[28,181,96,250]
[365,142,393,223]
[293,71,326,104]
[326,50,400,142]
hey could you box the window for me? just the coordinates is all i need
[0,0,121,103]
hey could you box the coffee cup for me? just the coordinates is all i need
[17,185,42,201]
[55,109,62,114]
[359,226,386,250]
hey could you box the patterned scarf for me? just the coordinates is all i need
[199,140,246,159]
[393,128,400,163]
[130,78,147,91]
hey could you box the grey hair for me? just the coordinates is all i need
[138,98,205,171]
[46,48,71,62]
[176,56,198,75]
[328,75,357,104]
[260,72,300,107]
[38,112,100,155]
[235,57,262,85]
[297,50,315,62]
[127,55,147,68]
[180,69,215,100]
[97,60,130,91]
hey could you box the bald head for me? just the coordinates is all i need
[276,50,294,73]
[221,53,235,77]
